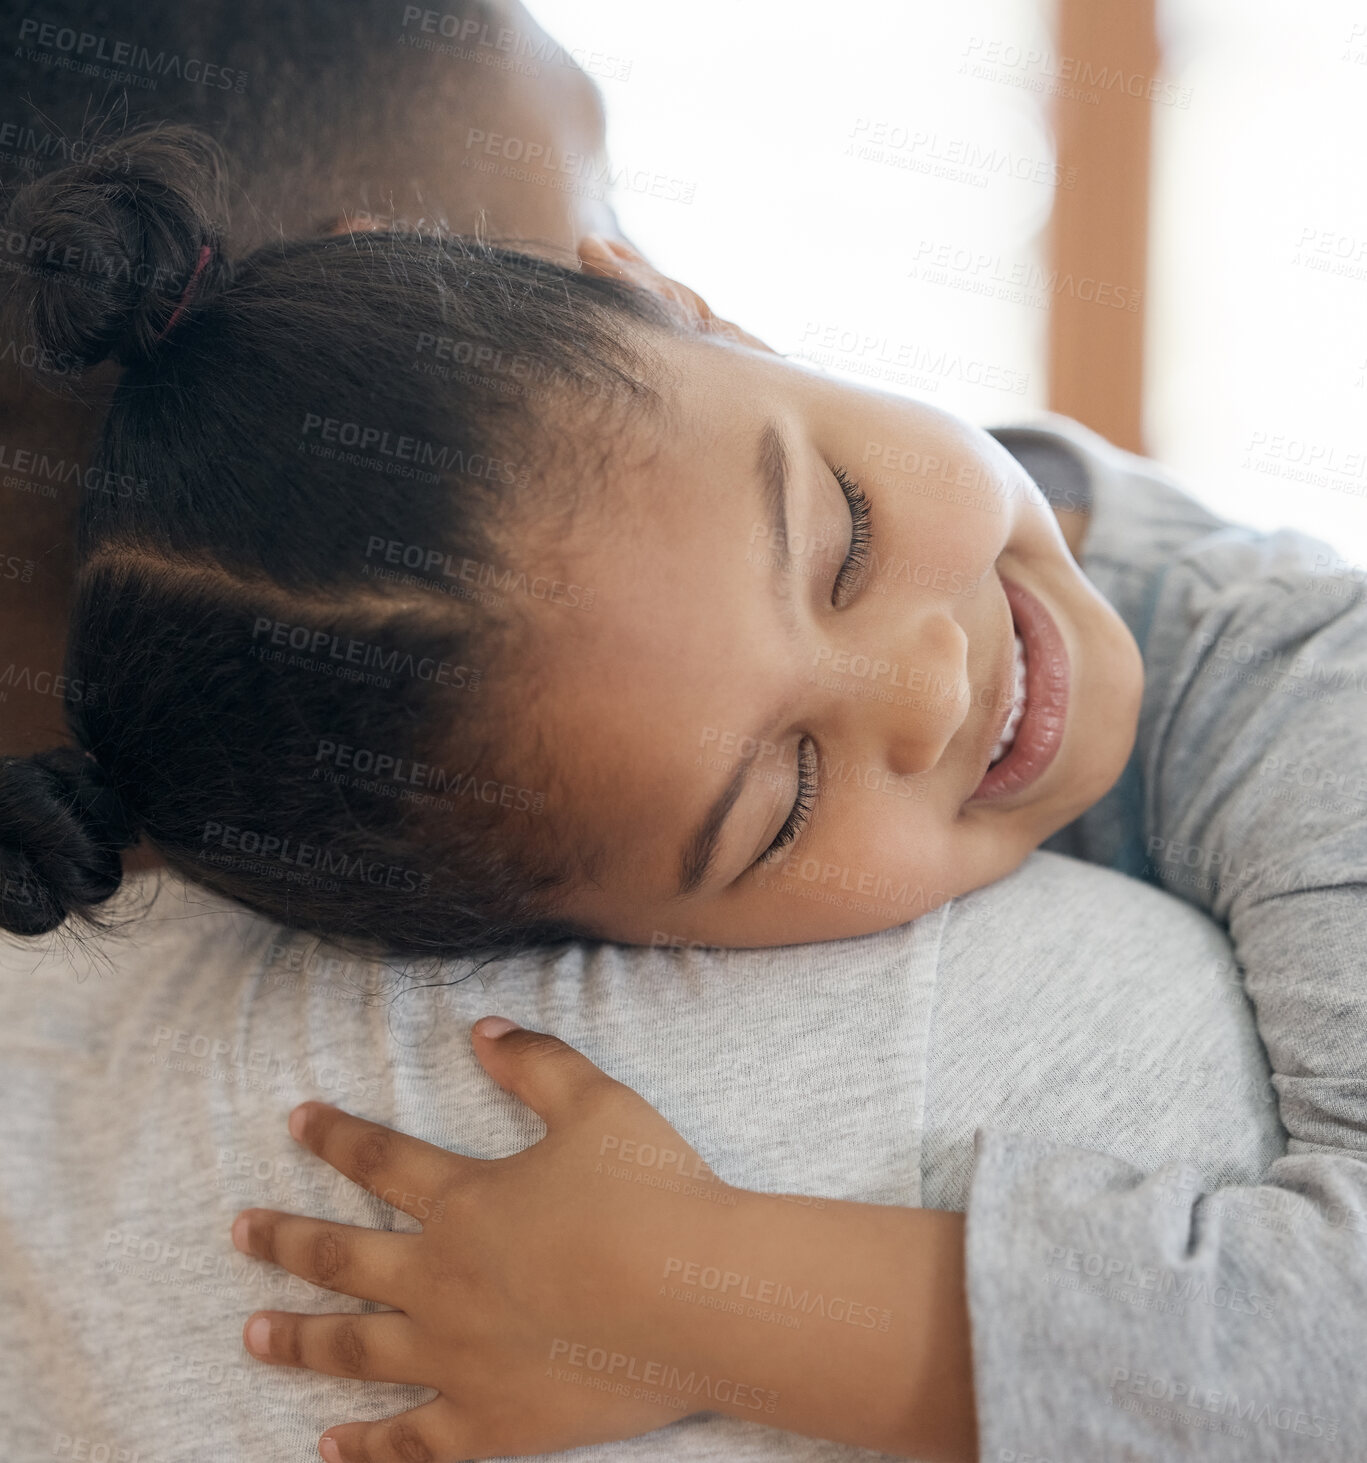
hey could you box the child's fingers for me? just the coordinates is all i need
[242,1308,432,1387]
[289,1101,470,1218]
[320,1397,461,1463]
[470,1019,625,1125]
[232,1207,419,1305]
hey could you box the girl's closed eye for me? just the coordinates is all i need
[831,464,873,607]
[757,736,819,866]
[756,465,876,868]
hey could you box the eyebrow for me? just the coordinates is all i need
[758,418,792,579]
[673,419,795,900]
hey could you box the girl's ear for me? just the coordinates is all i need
[577,234,776,354]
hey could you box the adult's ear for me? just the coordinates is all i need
[577,235,776,354]
[320,212,401,237]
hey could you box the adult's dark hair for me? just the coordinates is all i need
[0,122,677,955]
[0,0,598,248]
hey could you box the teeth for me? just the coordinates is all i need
[988,634,1028,766]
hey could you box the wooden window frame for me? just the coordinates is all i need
[1046,0,1158,454]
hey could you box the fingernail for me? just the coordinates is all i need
[288,1104,310,1141]
[319,1436,342,1463]
[231,1214,251,1252]
[244,1314,271,1355]
[474,1016,520,1039]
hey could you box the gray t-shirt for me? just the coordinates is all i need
[0,411,1343,1462]
[0,857,1282,1463]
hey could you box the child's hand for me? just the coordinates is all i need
[230,1017,764,1463]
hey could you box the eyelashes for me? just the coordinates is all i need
[756,466,875,868]
[832,464,872,605]
[758,736,819,865]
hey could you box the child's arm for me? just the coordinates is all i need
[233,1019,978,1463]
[1031,418,1367,1166]
[958,420,1367,1457]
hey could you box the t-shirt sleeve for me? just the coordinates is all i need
[963,419,1367,1459]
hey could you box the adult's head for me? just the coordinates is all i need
[0,0,614,255]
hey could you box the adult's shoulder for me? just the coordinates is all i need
[0,869,277,979]
[925,849,1285,1207]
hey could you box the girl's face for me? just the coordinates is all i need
[515,321,1143,949]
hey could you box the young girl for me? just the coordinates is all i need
[4,126,1365,1460]
[0,124,1141,957]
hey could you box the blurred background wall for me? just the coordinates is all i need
[534,0,1367,558]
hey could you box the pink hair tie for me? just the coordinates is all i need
[155,243,213,343]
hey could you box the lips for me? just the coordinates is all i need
[967,576,1070,804]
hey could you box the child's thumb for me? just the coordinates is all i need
[471,1017,618,1123]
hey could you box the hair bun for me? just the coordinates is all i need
[2,123,229,370]
[0,747,141,937]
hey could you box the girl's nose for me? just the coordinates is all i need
[845,609,973,779]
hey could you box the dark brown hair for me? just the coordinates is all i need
[0,123,675,956]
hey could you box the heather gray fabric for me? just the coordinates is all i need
[0,411,1339,1463]
[964,412,1367,1460]
[0,850,1284,1463]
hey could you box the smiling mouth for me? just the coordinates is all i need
[967,576,1071,804]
